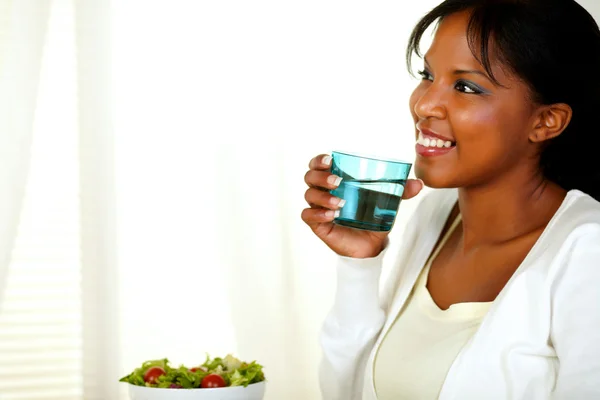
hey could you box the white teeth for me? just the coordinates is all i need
[417,131,455,148]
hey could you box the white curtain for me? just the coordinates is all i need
[74,1,120,399]
[0,0,50,309]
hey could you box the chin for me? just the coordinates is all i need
[415,165,457,189]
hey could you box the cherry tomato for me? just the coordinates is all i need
[143,366,166,384]
[190,366,207,373]
[201,374,226,388]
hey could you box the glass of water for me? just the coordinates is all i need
[330,151,412,232]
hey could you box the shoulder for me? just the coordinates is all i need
[551,190,600,245]
[560,189,600,222]
[546,190,600,285]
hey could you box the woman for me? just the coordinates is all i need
[301,0,600,399]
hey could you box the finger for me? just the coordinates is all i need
[304,187,346,209]
[301,207,339,226]
[304,169,343,190]
[308,154,333,171]
[402,179,424,200]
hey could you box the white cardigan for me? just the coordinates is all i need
[319,188,600,400]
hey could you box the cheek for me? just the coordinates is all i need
[455,106,498,142]
[453,103,526,153]
[448,102,533,185]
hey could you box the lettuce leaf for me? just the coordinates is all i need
[227,361,265,387]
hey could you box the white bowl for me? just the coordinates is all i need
[127,382,266,400]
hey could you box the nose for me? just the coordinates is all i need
[412,83,447,121]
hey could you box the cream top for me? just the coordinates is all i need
[373,213,493,400]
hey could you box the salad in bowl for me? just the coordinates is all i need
[120,354,266,400]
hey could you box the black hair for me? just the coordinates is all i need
[407,0,600,201]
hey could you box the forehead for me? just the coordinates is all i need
[427,12,474,63]
[425,11,513,83]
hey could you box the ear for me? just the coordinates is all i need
[529,103,572,143]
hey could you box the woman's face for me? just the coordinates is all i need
[409,11,539,189]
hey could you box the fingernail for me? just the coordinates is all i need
[322,155,332,166]
[417,178,425,188]
[325,210,340,218]
[330,197,346,207]
[327,175,343,187]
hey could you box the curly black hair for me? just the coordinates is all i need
[407,0,600,201]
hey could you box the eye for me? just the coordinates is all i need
[454,80,484,94]
[417,69,433,81]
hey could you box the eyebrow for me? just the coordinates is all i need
[424,57,494,83]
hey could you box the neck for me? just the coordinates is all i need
[457,168,566,249]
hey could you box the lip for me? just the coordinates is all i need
[416,126,455,143]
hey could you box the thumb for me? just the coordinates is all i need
[402,179,424,200]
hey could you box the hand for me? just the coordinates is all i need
[301,154,423,258]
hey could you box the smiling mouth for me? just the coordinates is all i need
[416,131,456,148]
